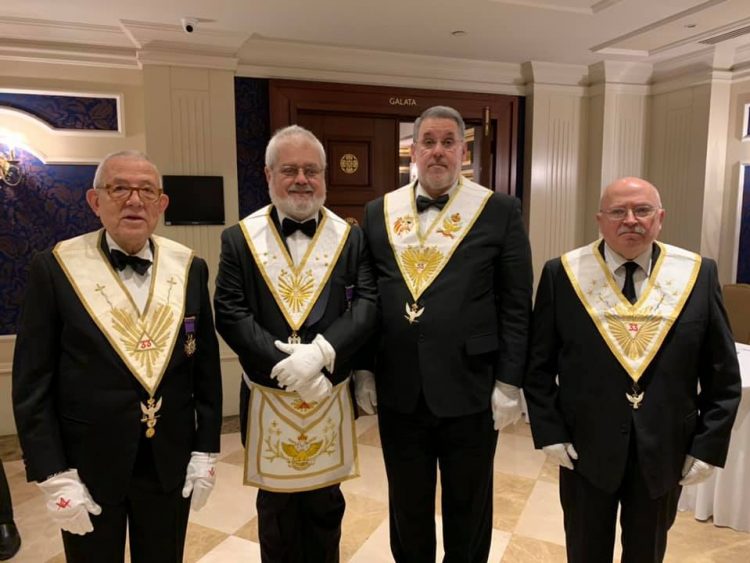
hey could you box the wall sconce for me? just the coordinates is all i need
[1,146,23,186]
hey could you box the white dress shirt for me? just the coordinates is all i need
[106,232,152,314]
[415,181,459,237]
[276,210,317,266]
[602,242,653,301]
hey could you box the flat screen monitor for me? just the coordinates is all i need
[162,175,225,226]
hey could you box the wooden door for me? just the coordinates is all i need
[297,113,397,224]
[269,79,521,222]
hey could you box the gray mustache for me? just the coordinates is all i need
[618,225,646,235]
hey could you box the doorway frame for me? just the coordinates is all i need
[269,79,521,196]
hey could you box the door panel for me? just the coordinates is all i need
[297,113,397,224]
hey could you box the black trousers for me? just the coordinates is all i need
[257,484,345,563]
[62,443,190,563]
[0,462,13,523]
[559,429,681,563]
[378,396,498,563]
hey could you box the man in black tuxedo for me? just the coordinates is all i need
[12,150,222,562]
[524,176,741,562]
[214,125,377,563]
[357,106,533,562]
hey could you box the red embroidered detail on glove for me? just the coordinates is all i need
[56,497,71,509]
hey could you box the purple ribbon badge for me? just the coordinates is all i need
[183,316,197,357]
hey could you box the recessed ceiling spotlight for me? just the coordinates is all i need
[685,23,697,29]
[451,30,467,37]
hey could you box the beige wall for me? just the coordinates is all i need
[2,55,750,435]
[142,64,242,421]
[648,84,712,253]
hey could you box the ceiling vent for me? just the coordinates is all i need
[699,25,750,45]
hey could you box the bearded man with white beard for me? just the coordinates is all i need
[214,125,377,563]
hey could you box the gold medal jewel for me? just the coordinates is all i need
[626,383,644,410]
[288,331,301,345]
[184,334,196,357]
[404,301,424,324]
[140,396,163,438]
[183,316,197,357]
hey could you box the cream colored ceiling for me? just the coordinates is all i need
[0,0,749,68]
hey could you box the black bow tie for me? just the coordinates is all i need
[110,249,152,275]
[281,217,317,238]
[416,194,449,213]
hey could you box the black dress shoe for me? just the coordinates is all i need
[0,522,21,561]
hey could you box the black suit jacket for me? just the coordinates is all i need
[363,189,533,417]
[213,211,377,434]
[12,233,223,504]
[524,251,741,497]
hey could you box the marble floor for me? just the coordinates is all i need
[1,416,748,562]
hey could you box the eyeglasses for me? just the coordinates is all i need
[277,165,324,179]
[97,184,163,203]
[600,205,659,221]
[415,137,463,152]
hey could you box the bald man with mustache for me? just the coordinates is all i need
[524,177,741,562]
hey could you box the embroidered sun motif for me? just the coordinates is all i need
[606,311,662,360]
[400,246,444,293]
[393,215,415,235]
[278,269,315,313]
[110,303,174,381]
[437,213,463,239]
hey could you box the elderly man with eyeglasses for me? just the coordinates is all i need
[214,125,377,563]
[524,176,741,562]
[12,150,223,562]
[356,106,533,562]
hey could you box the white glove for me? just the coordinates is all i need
[293,372,333,403]
[542,443,579,470]
[37,469,102,535]
[181,452,218,511]
[679,455,715,486]
[354,370,377,414]
[490,381,522,431]
[272,334,335,388]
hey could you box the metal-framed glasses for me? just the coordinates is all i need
[277,165,324,179]
[600,205,659,221]
[415,137,462,152]
[98,184,163,203]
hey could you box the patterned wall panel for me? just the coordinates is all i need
[659,108,694,248]
[0,145,99,334]
[545,115,578,256]
[739,166,750,283]
[234,77,271,218]
[613,96,647,178]
[172,90,212,174]
[0,93,118,131]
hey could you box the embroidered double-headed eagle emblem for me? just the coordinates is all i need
[264,420,337,471]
